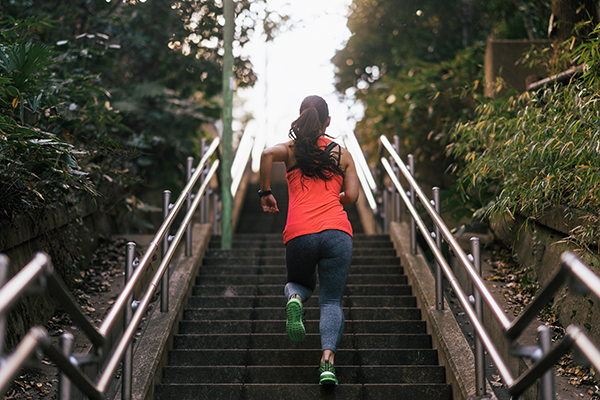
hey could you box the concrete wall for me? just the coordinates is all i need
[0,197,113,349]
[491,212,600,347]
[485,39,551,97]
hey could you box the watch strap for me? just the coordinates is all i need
[258,189,272,198]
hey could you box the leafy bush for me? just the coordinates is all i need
[356,44,485,165]
[448,82,600,248]
[0,17,127,217]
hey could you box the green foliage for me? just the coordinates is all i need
[448,83,600,247]
[0,17,124,216]
[0,1,285,219]
[355,43,485,163]
[333,0,551,94]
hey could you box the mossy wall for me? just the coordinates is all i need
[0,197,114,350]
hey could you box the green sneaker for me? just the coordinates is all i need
[318,360,338,385]
[285,296,305,342]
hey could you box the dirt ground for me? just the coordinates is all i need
[472,239,600,400]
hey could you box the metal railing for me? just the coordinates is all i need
[376,134,600,399]
[231,127,255,198]
[0,137,221,400]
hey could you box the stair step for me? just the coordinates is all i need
[160,365,446,384]
[205,248,397,257]
[181,307,421,321]
[172,333,432,350]
[201,256,400,266]
[194,274,407,285]
[155,382,451,400]
[185,295,417,308]
[191,284,413,296]
[167,349,440,366]
[198,265,404,276]
[177,320,428,335]
[209,240,394,249]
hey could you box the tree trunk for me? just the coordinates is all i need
[551,0,598,41]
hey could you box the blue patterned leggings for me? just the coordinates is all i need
[284,229,353,353]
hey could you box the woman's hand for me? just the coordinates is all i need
[261,194,280,213]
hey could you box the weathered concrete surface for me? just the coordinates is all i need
[111,223,212,400]
[491,214,600,348]
[389,221,497,400]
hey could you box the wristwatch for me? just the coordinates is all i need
[257,189,272,198]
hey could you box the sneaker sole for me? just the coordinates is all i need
[319,371,338,385]
[285,298,305,342]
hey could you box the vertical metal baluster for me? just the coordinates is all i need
[433,188,443,310]
[200,139,208,224]
[185,157,194,256]
[383,186,389,234]
[389,155,397,224]
[0,254,7,360]
[58,332,74,400]
[408,154,417,254]
[394,135,401,222]
[471,237,485,396]
[213,194,220,235]
[161,190,171,313]
[538,325,555,400]
[122,242,136,400]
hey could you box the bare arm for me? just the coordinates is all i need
[259,141,292,213]
[339,147,359,205]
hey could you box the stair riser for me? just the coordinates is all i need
[205,248,397,257]
[173,333,432,350]
[167,349,440,367]
[209,241,394,249]
[177,320,428,335]
[185,295,417,308]
[202,256,400,266]
[194,275,407,285]
[155,383,451,400]
[160,365,447,384]
[182,307,421,321]
[191,285,412,296]
[198,266,405,276]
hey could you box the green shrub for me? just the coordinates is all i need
[448,83,600,248]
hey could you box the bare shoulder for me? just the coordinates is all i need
[339,145,355,169]
[263,140,294,162]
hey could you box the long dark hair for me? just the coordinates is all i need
[288,95,343,180]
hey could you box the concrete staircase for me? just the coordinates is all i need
[154,183,452,399]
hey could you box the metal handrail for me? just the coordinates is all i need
[0,137,221,400]
[231,127,255,198]
[379,134,600,399]
[342,130,378,211]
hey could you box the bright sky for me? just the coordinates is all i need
[236,0,363,169]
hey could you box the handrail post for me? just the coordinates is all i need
[393,136,401,222]
[389,155,396,224]
[538,325,555,400]
[58,332,74,400]
[122,242,136,400]
[213,194,220,235]
[161,190,171,313]
[408,154,417,254]
[471,237,486,396]
[383,186,390,234]
[200,139,208,224]
[433,188,443,310]
[0,255,7,360]
[185,157,194,257]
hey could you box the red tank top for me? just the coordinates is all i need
[282,138,353,244]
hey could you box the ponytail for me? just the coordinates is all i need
[288,96,343,180]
